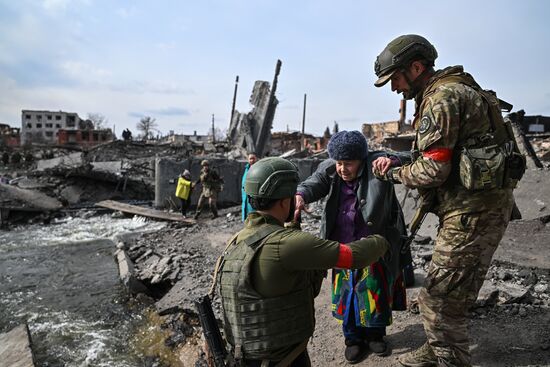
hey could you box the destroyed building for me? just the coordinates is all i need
[57,128,114,147]
[270,131,329,156]
[228,60,282,158]
[0,123,20,147]
[362,99,414,151]
[509,110,550,135]
[21,109,113,147]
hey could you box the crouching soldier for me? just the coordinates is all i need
[217,157,390,366]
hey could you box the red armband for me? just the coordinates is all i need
[335,244,353,268]
[422,148,453,162]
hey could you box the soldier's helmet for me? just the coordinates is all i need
[374,34,438,87]
[201,160,209,167]
[245,157,299,200]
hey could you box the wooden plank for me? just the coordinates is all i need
[0,324,35,367]
[96,200,196,225]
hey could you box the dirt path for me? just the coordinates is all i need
[309,274,550,367]
[129,207,550,366]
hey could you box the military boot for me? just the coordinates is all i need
[398,342,437,367]
[193,210,201,220]
[211,205,219,219]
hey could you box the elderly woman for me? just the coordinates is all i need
[295,130,407,364]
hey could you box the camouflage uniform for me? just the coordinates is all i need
[195,165,223,219]
[390,66,514,366]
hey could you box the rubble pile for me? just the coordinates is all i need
[124,209,241,306]
[530,136,550,164]
[408,237,550,312]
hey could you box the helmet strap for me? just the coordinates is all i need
[285,196,296,223]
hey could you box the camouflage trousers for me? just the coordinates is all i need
[197,190,218,215]
[418,195,513,366]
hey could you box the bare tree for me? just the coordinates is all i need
[136,116,158,140]
[87,113,108,129]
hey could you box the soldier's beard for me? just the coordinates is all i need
[286,197,296,223]
[402,89,416,100]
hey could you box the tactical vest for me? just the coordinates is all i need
[219,223,315,361]
[422,70,526,190]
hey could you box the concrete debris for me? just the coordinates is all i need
[228,60,282,158]
[36,152,84,171]
[0,324,35,367]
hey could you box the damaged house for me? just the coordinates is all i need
[21,110,113,147]
[0,123,20,148]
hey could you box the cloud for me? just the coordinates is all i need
[116,7,136,19]
[157,41,177,51]
[108,80,194,95]
[42,0,90,13]
[42,0,71,11]
[61,61,112,79]
[148,107,191,116]
[128,107,191,119]
[128,111,146,119]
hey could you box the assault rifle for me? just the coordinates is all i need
[195,295,228,367]
[402,191,435,255]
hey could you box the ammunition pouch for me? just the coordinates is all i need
[458,141,526,191]
[458,144,506,190]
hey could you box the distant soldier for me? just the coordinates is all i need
[194,160,223,219]
[122,128,132,141]
[372,34,524,366]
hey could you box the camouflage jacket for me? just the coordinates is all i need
[393,65,512,218]
[199,168,223,191]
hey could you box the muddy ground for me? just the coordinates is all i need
[126,192,550,367]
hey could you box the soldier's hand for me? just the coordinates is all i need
[372,157,393,176]
[294,194,305,221]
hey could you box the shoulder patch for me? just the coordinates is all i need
[418,116,431,134]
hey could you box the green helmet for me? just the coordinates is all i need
[244,157,299,199]
[374,34,438,87]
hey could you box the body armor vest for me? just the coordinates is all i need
[219,223,315,361]
[421,69,525,190]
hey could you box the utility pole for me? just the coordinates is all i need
[230,76,239,125]
[301,93,307,150]
[212,114,215,143]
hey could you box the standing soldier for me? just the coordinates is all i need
[371,34,524,366]
[194,160,224,219]
[218,157,390,366]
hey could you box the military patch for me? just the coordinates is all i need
[419,116,431,134]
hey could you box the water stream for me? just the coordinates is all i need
[0,214,166,366]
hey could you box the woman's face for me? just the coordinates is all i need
[335,160,362,182]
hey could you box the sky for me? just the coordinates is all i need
[1,0,549,138]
